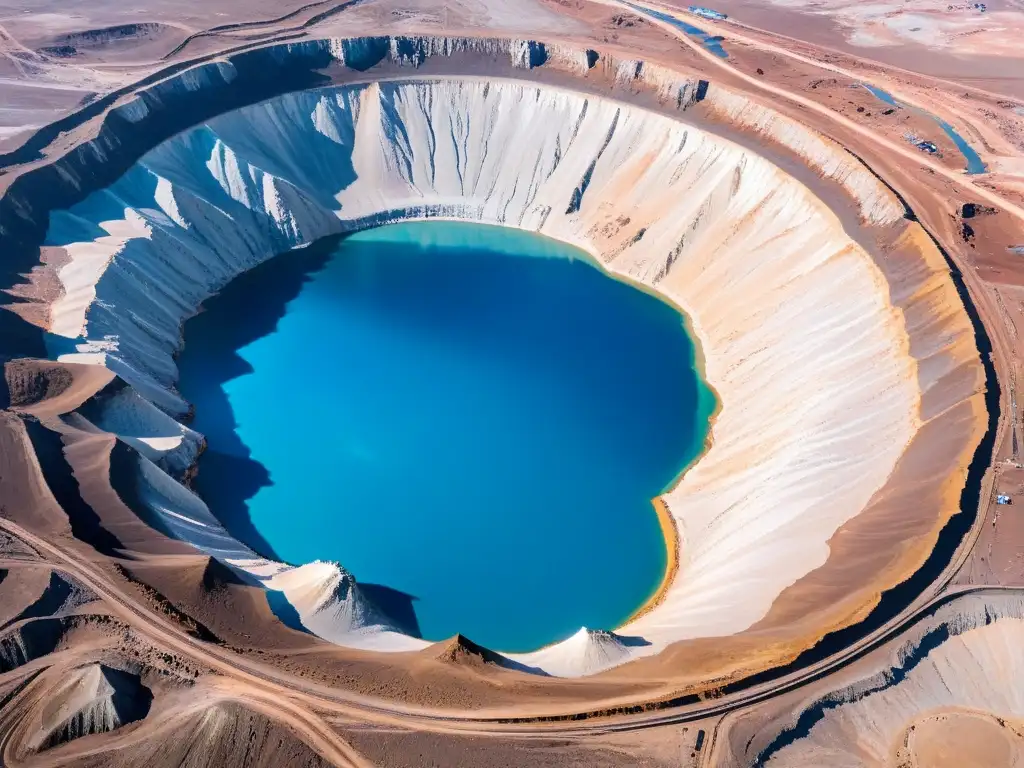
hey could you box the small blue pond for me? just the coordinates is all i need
[862,84,986,175]
[178,221,714,652]
[628,2,729,57]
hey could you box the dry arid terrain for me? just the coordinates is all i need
[0,0,1022,765]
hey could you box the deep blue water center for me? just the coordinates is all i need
[177,221,713,652]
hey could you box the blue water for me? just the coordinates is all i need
[862,84,898,107]
[933,117,987,175]
[177,221,714,652]
[861,84,987,174]
[628,2,729,57]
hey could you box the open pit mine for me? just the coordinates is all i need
[0,0,1021,766]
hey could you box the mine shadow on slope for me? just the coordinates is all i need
[176,236,425,641]
[360,583,422,638]
[22,417,127,557]
[177,237,340,564]
[0,571,73,632]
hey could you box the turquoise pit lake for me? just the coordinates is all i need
[177,221,714,652]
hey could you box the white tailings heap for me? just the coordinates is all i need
[262,562,415,651]
[509,628,638,677]
[40,73,975,677]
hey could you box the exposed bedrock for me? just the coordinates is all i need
[0,35,988,682]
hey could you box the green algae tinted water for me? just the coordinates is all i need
[177,221,713,652]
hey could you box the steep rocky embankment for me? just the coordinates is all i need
[1,35,987,680]
[721,591,1024,767]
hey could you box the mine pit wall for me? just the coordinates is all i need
[0,35,987,681]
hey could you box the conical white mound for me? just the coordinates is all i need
[264,561,424,650]
[265,561,379,631]
[510,627,642,678]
